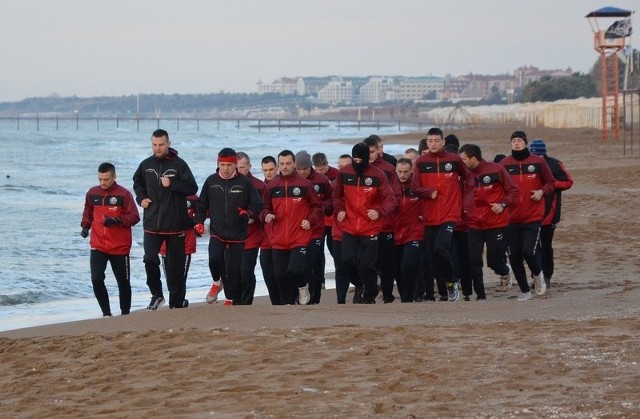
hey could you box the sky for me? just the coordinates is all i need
[1,0,638,102]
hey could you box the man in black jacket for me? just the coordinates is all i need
[194,148,263,306]
[133,129,198,310]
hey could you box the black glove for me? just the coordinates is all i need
[80,228,89,238]
[237,208,250,223]
[103,217,121,227]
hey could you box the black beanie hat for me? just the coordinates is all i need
[352,143,369,161]
[351,143,370,175]
[510,130,528,144]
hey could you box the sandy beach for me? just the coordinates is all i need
[1,124,639,417]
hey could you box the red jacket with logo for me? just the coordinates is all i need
[467,160,520,230]
[501,153,556,224]
[260,171,322,250]
[81,182,140,255]
[411,150,474,226]
[333,164,397,237]
[371,155,401,232]
[394,180,424,245]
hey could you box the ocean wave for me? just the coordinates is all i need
[0,290,46,306]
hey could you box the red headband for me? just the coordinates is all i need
[217,156,237,164]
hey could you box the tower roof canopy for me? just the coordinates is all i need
[585,7,633,18]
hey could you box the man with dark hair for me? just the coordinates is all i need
[195,148,263,306]
[261,150,322,305]
[500,131,556,301]
[393,158,424,302]
[333,143,396,304]
[529,139,574,288]
[411,127,474,302]
[133,129,198,310]
[459,144,519,300]
[295,150,333,304]
[237,151,267,304]
[331,154,353,304]
[258,155,280,305]
[81,163,140,317]
[363,135,401,303]
[311,152,339,181]
[366,134,397,166]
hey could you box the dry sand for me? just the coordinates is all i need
[1,124,639,418]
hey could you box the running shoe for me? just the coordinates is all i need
[206,281,223,304]
[517,291,533,301]
[146,296,165,311]
[533,273,546,296]
[446,281,460,302]
[298,284,310,305]
[223,299,233,306]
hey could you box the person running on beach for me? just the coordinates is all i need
[529,139,574,289]
[295,150,333,304]
[261,150,322,305]
[333,143,396,304]
[133,129,198,310]
[363,135,401,303]
[159,194,198,292]
[459,144,519,300]
[500,131,556,301]
[393,158,424,302]
[194,148,263,306]
[411,127,474,302]
[258,155,280,305]
[81,162,140,317]
[331,154,353,304]
[236,151,266,304]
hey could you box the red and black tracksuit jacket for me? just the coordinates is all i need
[81,182,140,255]
[467,160,520,230]
[500,154,556,224]
[332,164,397,237]
[260,171,323,250]
[411,150,474,226]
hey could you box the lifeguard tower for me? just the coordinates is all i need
[586,6,634,140]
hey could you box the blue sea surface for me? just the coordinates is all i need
[0,118,416,332]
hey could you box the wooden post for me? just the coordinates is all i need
[56,113,59,130]
[76,114,79,130]
[36,113,39,131]
[16,114,19,131]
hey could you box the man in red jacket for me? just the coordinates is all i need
[296,150,333,304]
[81,162,140,317]
[394,158,424,302]
[459,144,519,299]
[333,143,397,304]
[500,131,556,301]
[411,128,474,302]
[529,139,574,289]
[237,151,266,304]
[261,150,323,305]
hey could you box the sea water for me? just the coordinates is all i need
[0,117,416,332]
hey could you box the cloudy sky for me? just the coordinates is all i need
[0,0,637,102]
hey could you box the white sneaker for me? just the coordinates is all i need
[517,291,533,301]
[533,274,546,296]
[298,284,310,305]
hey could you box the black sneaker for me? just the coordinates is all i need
[147,296,165,311]
[353,284,364,304]
[463,295,471,301]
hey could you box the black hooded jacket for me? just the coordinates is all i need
[133,147,199,233]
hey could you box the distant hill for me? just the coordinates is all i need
[0,92,301,117]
